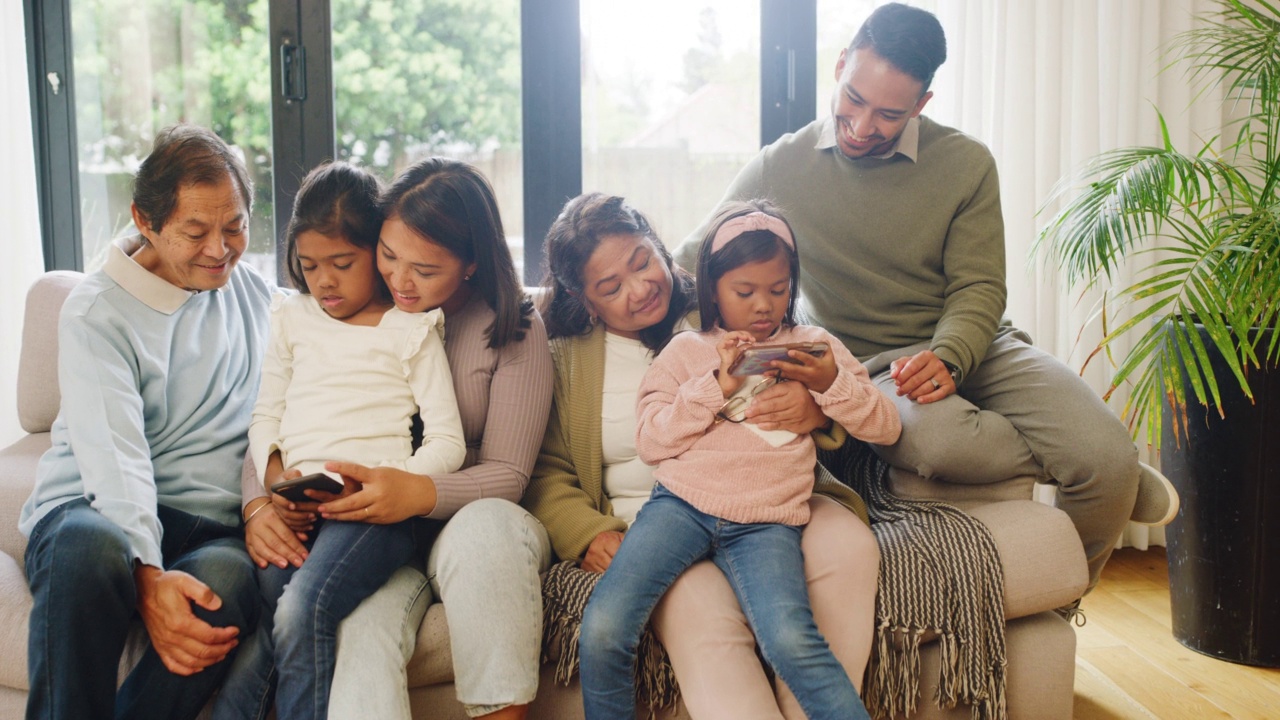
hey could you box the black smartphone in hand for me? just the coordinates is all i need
[270,472,344,503]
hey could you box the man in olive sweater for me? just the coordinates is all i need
[677,3,1172,591]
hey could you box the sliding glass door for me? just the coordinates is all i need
[68,0,276,275]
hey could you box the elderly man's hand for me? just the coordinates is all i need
[133,565,240,676]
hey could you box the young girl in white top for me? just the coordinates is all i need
[577,200,899,720]
[219,162,465,720]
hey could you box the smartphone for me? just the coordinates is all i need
[728,342,829,376]
[270,472,344,503]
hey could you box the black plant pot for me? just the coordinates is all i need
[1160,325,1280,667]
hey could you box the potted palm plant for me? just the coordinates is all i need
[1036,0,1279,666]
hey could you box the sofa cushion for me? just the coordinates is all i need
[406,602,458,687]
[887,468,1087,617]
[18,271,82,434]
[888,466,1038,507]
[970,499,1088,618]
[0,432,47,567]
[0,553,31,690]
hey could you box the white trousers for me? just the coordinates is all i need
[327,498,552,719]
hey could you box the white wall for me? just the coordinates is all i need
[1,4,46,446]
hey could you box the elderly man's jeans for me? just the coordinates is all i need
[24,498,258,720]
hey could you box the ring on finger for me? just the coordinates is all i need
[930,377,941,390]
[364,507,370,519]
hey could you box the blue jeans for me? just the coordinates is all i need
[212,517,423,720]
[24,498,259,720]
[578,484,868,720]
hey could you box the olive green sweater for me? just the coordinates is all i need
[522,323,869,564]
[676,116,1007,382]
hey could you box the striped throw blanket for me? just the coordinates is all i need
[821,442,1008,720]
[541,443,1007,720]
[540,560,679,716]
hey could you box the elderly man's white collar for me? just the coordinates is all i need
[103,236,197,315]
[816,115,920,162]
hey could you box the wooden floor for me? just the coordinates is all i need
[1073,548,1280,719]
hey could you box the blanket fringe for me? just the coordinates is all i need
[822,444,1008,720]
[539,561,680,718]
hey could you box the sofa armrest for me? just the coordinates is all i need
[0,552,33,691]
[18,271,83,435]
[970,500,1088,618]
[0,433,49,569]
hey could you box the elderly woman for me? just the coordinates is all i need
[523,192,879,719]
[227,158,553,720]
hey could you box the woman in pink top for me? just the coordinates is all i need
[577,200,900,720]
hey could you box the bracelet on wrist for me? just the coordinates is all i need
[243,497,272,524]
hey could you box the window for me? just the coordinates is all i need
[580,0,761,248]
[332,0,525,271]
[30,0,819,280]
[69,0,275,275]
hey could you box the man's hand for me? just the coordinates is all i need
[318,461,436,524]
[133,565,239,676]
[244,501,309,570]
[582,531,625,573]
[890,349,956,403]
[745,378,831,433]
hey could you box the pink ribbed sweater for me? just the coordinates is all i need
[635,325,901,526]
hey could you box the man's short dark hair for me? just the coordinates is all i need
[133,124,253,232]
[849,3,947,92]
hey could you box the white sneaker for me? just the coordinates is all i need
[1130,462,1180,526]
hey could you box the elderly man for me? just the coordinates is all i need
[19,125,273,720]
[677,3,1175,596]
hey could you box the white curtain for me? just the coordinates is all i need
[1,4,47,447]
[922,0,1228,547]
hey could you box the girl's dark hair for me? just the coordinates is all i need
[695,199,801,332]
[284,161,387,298]
[381,157,531,349]
[541,192,696,352]
[133,124,253,233]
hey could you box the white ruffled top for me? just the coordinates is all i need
[249,292,466,486]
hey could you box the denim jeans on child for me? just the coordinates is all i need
[578,484,869,720]
[24,498,259,720]
[211,516,424,720]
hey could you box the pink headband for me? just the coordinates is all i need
[710,212,795,254]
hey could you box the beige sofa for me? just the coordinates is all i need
[0,271,1088,719]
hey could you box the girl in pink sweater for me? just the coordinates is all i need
[578,200,900,720]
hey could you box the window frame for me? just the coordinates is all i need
[26,0,818,279]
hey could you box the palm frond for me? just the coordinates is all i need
[1036,0,1280,444]
[1036,145,1244,287]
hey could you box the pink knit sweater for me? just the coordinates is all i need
[635,325,901,526]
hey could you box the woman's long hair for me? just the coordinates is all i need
[381,157,532,348]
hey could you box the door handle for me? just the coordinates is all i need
[281,39,306,102]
